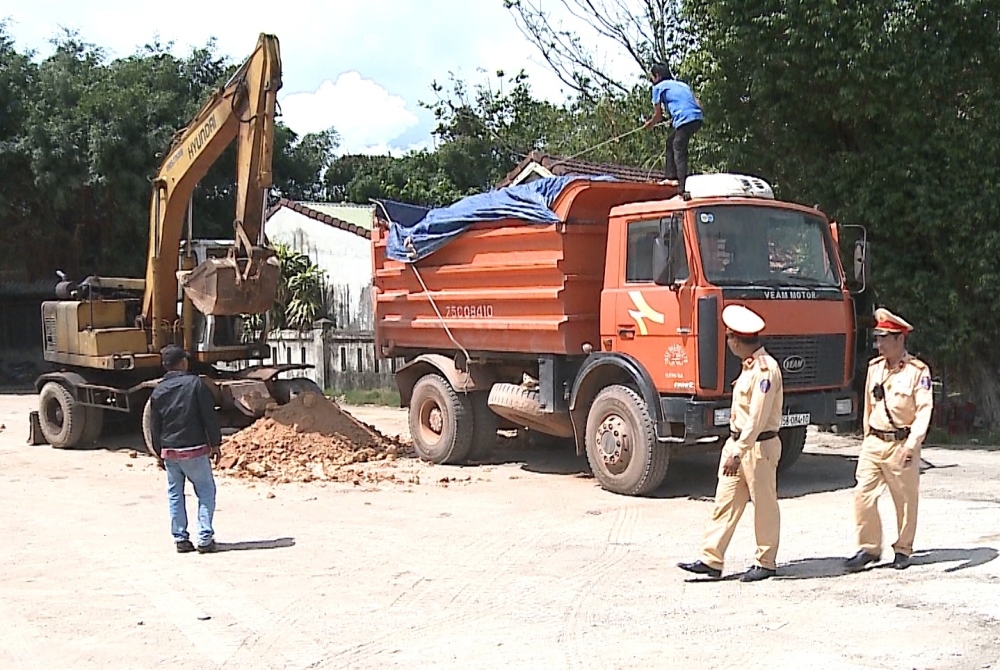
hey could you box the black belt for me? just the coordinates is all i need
[868,427,911,441]
[730,430,779,442]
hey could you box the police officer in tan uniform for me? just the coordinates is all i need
[679,304,784,582]
[845,308,933,571]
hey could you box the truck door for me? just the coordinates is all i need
[612,215,697,393]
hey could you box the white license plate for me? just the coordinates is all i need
[780,413,810,428]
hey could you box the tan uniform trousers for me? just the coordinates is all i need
[854,434,920,557]
[701,437,781,570]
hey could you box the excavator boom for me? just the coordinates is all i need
[144,33,282,350]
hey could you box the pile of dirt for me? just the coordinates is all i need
[219,392,415,484]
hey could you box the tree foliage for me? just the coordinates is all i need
[0,26,338,281]
[504,0,693,98]
[684,0,1000,421]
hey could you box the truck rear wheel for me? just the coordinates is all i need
[408,374,474,464]
[38,382,86,449]
[487,383,574,438]
[585,385,669,496]
[777,426,807,472]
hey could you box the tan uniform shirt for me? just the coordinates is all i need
[863,353,934,451]
[727,347,784,457]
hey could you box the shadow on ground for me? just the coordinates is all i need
[468,437,861,500]
[216,537,296,552]
[775,546,998,580]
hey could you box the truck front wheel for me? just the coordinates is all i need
[585,385,669,496]
[777,426,807,472]
[408,374,474,465]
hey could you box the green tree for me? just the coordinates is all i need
[684,0,1000,424]
[0,28,339,282]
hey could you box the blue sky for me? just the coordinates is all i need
[3,0,636,155]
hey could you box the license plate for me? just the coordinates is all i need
[780,413,810,428]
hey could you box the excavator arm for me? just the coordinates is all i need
[143,33,282,351]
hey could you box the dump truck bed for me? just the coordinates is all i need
[373,180,673,357]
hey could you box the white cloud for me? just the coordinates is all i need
[279,72,419,155]
[6,0,645,156]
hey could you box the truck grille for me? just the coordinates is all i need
[725,334,846,390]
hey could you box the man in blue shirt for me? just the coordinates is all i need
[643,63,703,197]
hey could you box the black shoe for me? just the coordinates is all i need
[196,540,217,554]
[677,560,722,579]
[844,550,879,571]
[176,540,195,554]
[892,552,910,570]
[740,566,776,582]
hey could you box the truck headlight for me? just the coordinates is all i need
[835,398,853,415]
[713,408,731,426]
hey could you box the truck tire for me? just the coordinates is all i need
[38,382,86,449]
[487,383,574,438]
[408,374,474,464]
[585,385,669,496]
[79,407,104,445]
[468,391,499,461]
[141,398,159,458]
[778,425,807,472]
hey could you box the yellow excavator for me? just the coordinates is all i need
[30,33,321,450]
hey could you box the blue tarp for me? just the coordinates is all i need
[380,175,615,262]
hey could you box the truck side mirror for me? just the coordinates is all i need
[853,239,870,285]
[653,215,681,289]
[652,237,674,286]
[837,224,871,295]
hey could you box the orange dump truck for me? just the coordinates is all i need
[372,174,862,496]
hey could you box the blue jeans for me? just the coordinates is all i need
[165,455,216,547]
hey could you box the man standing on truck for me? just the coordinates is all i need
[845,308,933,572]
[642,63,703,197]
[149,344,222,554]
[678,305,783,582]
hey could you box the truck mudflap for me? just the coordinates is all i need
[660,388,858,441]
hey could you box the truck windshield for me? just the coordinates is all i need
[694,205,840,288]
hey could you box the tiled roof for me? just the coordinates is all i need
[266,199,372,240]
[296,202,374,230]
[496,150,660,188]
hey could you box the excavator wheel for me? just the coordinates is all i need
[270,377,324,405]
[38,382,86,449]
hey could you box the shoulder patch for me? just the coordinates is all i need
[919,375,932,390]
[759,379,771,393]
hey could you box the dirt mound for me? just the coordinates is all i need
[219,392,415,484]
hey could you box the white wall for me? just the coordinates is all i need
[265,208,373,328]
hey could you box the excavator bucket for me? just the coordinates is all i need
[181,247,280,316]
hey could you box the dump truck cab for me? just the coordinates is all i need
[601,174,857,461]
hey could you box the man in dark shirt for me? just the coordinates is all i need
[149,345,222,554]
